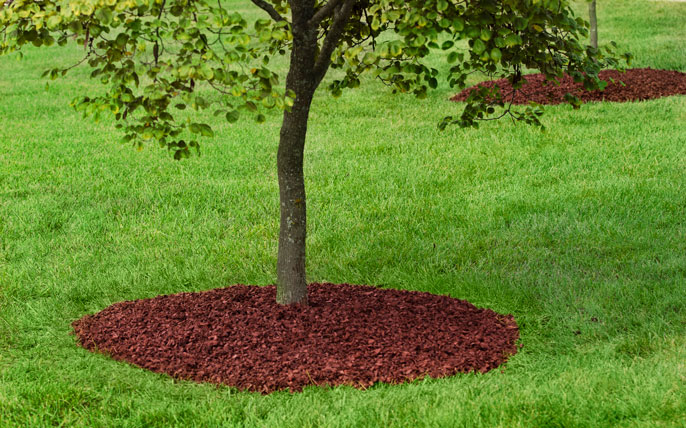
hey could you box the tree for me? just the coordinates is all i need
[1,0,627,305]
[589,0,598,49]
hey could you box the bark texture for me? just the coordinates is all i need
[589,0,598,49]
[276,7,318,305]
[275,0,356,305]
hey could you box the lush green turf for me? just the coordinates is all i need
[1,0,685,426]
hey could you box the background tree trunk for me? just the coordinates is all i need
[589,0,598,49]
[275,21,318,305]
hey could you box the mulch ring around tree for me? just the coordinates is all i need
[451,68,686,105]
[72,283,519,394]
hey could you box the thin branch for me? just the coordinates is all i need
[313,0,356,84]
[154,0,166,68]
[59,49,93,74]
[250,0,285,22]
[308,0,344,27]
[363,7,375,50]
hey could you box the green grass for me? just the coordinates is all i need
[1,0,685,426]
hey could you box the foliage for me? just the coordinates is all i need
[1,0,630,158]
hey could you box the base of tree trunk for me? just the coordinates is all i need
[72,283,520,393]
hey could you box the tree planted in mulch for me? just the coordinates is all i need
[2,0,628,391]
[0,0,629,305]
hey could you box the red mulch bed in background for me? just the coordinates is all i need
[451,68,686,105]
[72,283,519,393]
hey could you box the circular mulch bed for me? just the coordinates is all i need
[72,283,519,393]
[451,68,686,105]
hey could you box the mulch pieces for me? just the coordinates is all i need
[451,68,686,105]
[72,283,519,393]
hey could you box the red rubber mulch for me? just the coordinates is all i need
[72,283,519,393]
[451,68,686,105]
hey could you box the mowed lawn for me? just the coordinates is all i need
[1,0,685,426]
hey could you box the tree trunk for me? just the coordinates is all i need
[276,21,318,305]
[589,0,598,49]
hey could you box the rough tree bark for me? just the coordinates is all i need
[275,0,356,305]
[276,6,318,305]
[589,0,598,49]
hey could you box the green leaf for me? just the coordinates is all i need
[362,52,377,65]
[284,96,294,108]
[198,124,214,137]
[174,149,189,160]
[95,8,113,25]
[505,34,522,47]
[46,15,62,30]
[472,39,486,55]
[115,33,128,48]
[379,43,391,58]
[515,18,528,31]
[389,42,403,57]
[225,110,239,123]
[371,16,381,31]
[262,96,275,108]
[467,27,480,39]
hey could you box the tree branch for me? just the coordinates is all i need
[308,0,344,27]
[312,0,356,84]
[250,0,285,22]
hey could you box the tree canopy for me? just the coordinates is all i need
[0,0,630,304]
[1,0,626,152]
